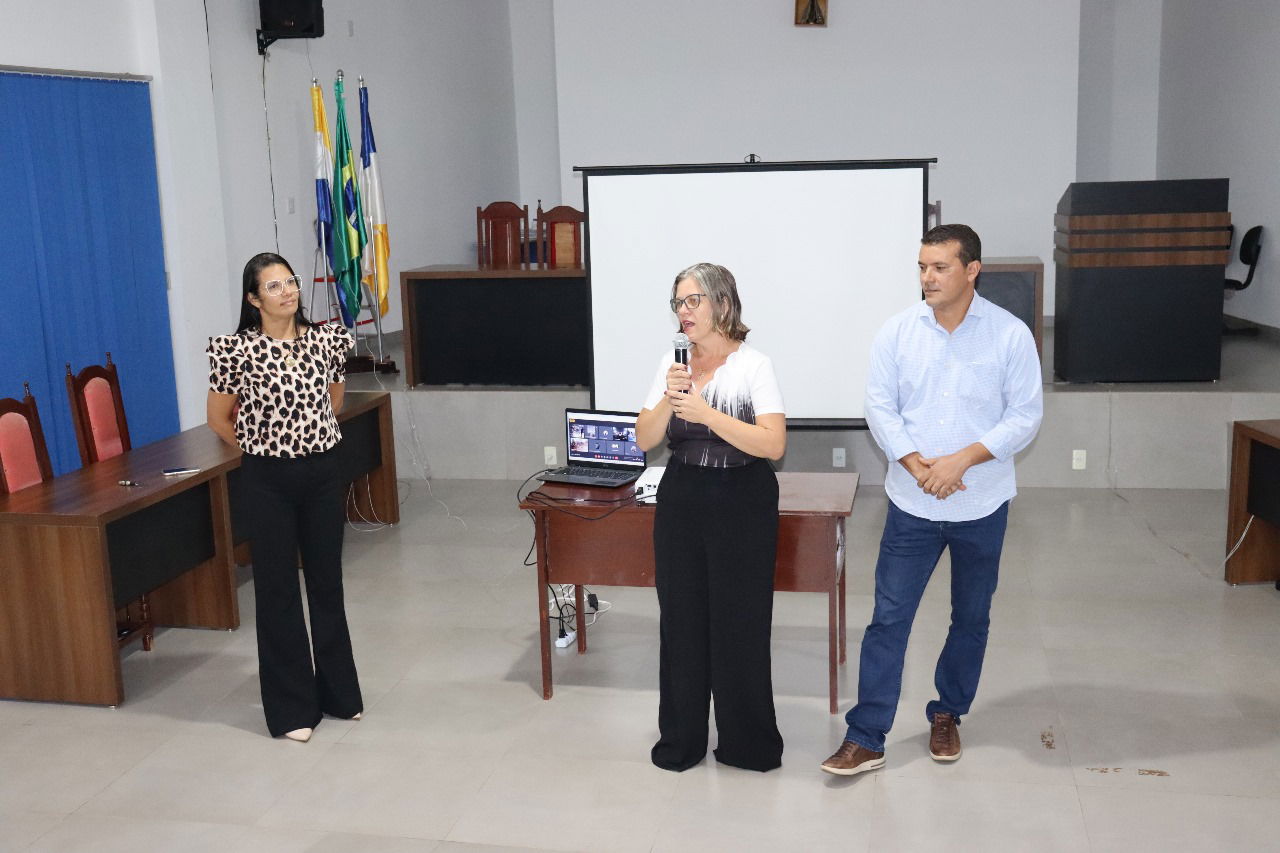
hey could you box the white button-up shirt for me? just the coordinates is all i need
[866,293,1043,522]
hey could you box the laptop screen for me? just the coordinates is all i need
[565,409,645,469]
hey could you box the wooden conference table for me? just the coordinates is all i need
[521,472,858,713]
[0,391,397,706]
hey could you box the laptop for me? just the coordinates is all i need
[537,408,645,488]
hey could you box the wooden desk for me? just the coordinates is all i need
[0,391,398,706]
[1226,419,1280,584]
[400,264,588,387]
[521,472,858,713]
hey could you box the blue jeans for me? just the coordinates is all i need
[844,499,1009,752]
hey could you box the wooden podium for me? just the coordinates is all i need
[1053,179,1231,382]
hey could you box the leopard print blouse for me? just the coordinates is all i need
[207,323,353,457]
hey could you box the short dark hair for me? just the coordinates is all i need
[235,252,315,334]
[922,224,981,266]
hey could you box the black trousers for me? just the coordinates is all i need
[241,447,362,737]
[651,458,784,771]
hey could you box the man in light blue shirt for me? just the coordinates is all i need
[822,224,1043,777]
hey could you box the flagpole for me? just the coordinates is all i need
[355,75,387,366]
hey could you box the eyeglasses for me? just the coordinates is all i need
[263,275,303,296]
[670,293,708,313]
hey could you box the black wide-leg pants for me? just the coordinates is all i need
[651,458,783,772]
[241,447,362,737]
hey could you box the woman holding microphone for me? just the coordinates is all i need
[636,262,787,772]
[207,252,363,742]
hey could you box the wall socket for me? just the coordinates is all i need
[544,446,558,466]
[1072,449,1086,470]
[832,447,847,468]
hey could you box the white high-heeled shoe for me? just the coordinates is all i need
[284,727,313,742]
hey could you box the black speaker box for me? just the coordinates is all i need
[258,0,324,52]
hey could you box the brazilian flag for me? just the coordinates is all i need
[330,75,367,327]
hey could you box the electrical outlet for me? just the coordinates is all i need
[286,197,295,214]
[832,447,847,468]
[544,446,557,466]
[1072,449,1086,470]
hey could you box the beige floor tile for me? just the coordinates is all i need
[445,754,677,853]
[0,724,168,814]
[1079,786,1280,852]
[869,776,1090,852]
[24,814,252,853]
[76,734,333,824]
[0,811,63,851]
[257,742,494,840]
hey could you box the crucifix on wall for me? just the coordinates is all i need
[795,0,828,26]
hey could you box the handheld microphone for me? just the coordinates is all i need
[672,332,691,393]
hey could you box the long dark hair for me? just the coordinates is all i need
[235,252,317,334]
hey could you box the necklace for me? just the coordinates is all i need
[270,324,302,368]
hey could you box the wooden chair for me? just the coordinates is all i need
[0,383,54,495]
[65,352,131,465]
[536,204,585,269]
[477,201,530,268]
[65,353,153,651]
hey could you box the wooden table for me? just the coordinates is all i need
[1226,419,1280,584]
[399,264,588,387]
[0,391,398,706]
[520,472,858,713]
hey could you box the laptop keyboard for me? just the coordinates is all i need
[565,466,633,480]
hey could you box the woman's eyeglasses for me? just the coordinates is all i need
[670,293,707,313]
[263,275,303,296]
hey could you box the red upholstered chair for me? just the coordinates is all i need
[66,352,131,465]
[0,383,54,495]
[536,204,584,269]
[65,353,153,651]
[477,201,530,268]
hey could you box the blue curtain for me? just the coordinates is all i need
[0,72,179,475]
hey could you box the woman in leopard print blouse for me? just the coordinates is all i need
[207,252,362,743]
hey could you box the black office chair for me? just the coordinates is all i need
[1224,225,1263,336]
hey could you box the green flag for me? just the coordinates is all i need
[330,74,367,327]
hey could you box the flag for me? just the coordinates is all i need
[330,74,367,328]
[359,80,390,317]
[310,81,341,318]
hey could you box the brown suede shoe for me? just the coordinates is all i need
[820,741,885,776]
[929,712,961,761]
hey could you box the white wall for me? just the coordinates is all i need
[509,0,564,209]
[0,0,141,74]
[1158,0,1280,328]
[205,0,523,338]
[552,0,1080,309]
[1076,0,1162,182]
[0,0,234,429]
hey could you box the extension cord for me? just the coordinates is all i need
[555,629,577,648]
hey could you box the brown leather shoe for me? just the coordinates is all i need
[820,741,885,776]
[929,712,961,761]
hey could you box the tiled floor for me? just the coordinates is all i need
[3,481,1279,852]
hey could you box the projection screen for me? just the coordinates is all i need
[581,160,933,422]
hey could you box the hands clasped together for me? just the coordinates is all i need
[903,450,972,501]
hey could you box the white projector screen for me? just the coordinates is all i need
[582,161,931,421]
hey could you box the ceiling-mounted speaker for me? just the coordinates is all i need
[257,0,325,54]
